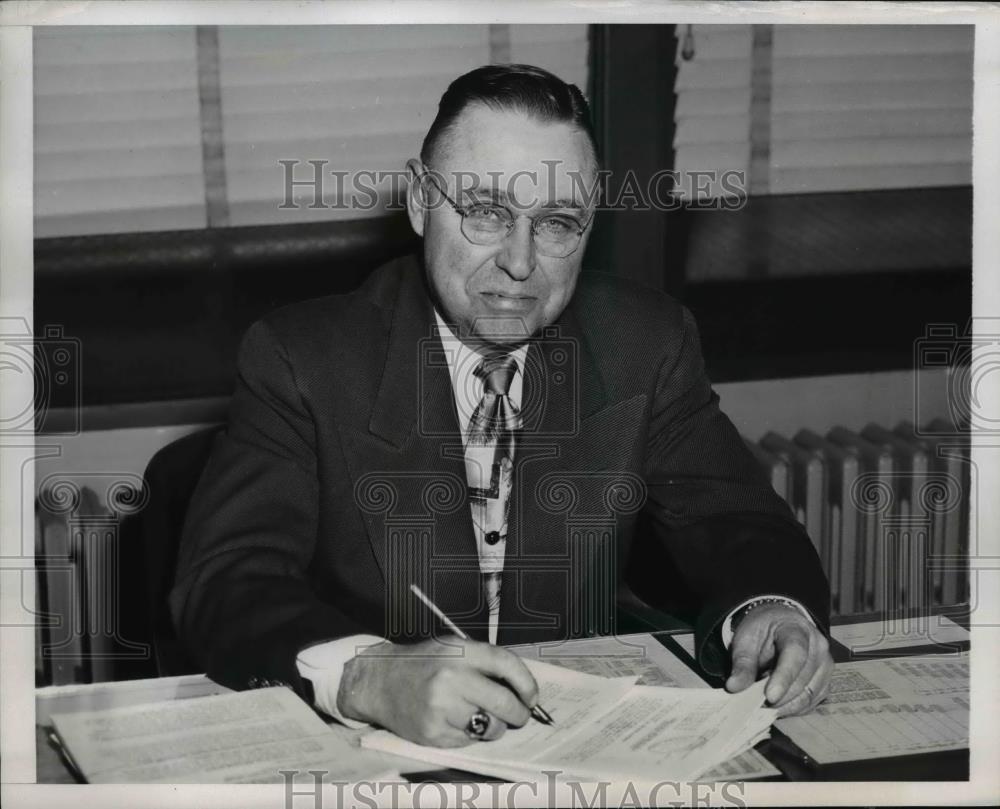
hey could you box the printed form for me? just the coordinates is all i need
[50,686,399,784]
[509,632,708,688]
[830,616,969,653]
[363,659,777,783]
[509,632,778,780]
[775,654,968,763]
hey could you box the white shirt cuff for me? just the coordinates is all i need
[720,596,814,648]
[295,634,385,728]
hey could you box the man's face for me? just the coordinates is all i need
[407,104,597,347]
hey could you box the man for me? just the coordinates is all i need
[171,64,833,749]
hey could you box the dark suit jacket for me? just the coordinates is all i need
[170,254,829,698]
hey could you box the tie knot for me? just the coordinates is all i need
[475,354,518,396]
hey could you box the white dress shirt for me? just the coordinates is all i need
[436,313,529,644]
[295,311,812,724]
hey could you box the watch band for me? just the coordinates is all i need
[730,596,802,634]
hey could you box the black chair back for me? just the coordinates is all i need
[125,425,224,676]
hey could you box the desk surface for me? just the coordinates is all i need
[36,611,971,784]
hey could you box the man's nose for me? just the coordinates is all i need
[495,217,537,281]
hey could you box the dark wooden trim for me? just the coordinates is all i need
[667,186,972,381]
[584,24,676,291]
[672,186,972,283]
[682,269,972,383]
[39,398,229,435]
[35,214,418,282]
[34,214,419,410]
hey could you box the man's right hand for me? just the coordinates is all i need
[336,637,539,748]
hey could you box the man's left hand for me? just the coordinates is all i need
[724,603,833,717]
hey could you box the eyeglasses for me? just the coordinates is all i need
[419,168,594,259]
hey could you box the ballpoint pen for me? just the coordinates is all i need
[409,583,554,726]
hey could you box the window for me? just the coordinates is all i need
[587,23,972,381]
[219,25,589,226]
[34,26,206,237]
[34,25,590,236]
[671,24,973,282]
[673,24,973,198]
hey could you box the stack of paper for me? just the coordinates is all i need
[511,633,779,781]
[775,653,968,764]
[361,659,777,784]
[829,615,969,654]
[49,686,399,783]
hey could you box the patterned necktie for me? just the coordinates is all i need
[465,353,520,644]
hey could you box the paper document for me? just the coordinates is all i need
[532,679,775,783]
[509,633,707,688]
[873,653,968,695]
[510,635,780,781]
[362,659,776,784]
[830,616,968,653]
[443,659,636,767]
[50,686,399,784]
[697,748,780,781]
[776,654,968,763]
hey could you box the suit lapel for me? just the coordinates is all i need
[363,263,488,641]
[499,305,632,645]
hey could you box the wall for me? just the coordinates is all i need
[35,423,215,508]
[716,368,952,442]
[34,368,955,504]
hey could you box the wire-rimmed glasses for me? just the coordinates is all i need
[419,168,594,259]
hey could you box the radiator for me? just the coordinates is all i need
[35,483,148,686]
[745,419,970,616]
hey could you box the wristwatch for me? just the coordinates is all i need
[730,596,803,634]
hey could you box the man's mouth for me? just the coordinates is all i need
[479,291,537,313]
[481,292,536,301]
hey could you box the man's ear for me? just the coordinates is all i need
[405,158,426,237]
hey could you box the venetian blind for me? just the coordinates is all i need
[34,26,207,238]
[217,24,590,226]
[673,24,973,199]
[34,24,589,237]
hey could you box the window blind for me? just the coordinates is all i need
[507,24,589,93]
[34,27,207,238]
[34,25,589,237]
[673,25,753,200]
[673,24,973,199]
[216,26,490,226]
[217,24,590,227]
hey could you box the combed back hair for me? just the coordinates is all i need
[420,63,600,167]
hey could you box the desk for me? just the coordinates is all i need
[36,613,970,784]
[36,673,232,784]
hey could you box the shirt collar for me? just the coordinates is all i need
[433,309,529,424]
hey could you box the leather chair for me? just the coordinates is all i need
[123,424,224,677]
